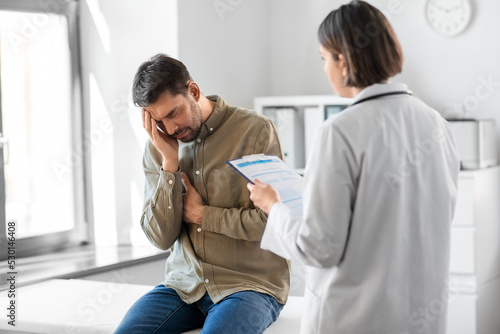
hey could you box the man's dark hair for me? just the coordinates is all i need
[132,54,193,107]
[318,0,403,88]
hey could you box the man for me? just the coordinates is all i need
[114,54,289,334]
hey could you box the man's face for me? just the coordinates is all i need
[146,90,203,142]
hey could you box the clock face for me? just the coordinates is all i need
[425,0,472,36]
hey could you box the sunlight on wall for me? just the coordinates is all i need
[86,0,111,54]
[89,72,117,246]
[81,0,178,246]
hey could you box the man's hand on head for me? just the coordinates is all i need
[142,108,179,172]
[181,172,205,225]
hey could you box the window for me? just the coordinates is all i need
[0,0,86,258]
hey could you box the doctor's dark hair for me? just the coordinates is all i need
[318,0,403,88]
[132,54,193,107]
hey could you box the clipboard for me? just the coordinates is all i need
[226,154,303,215]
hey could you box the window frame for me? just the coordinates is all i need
[0,0,89,259]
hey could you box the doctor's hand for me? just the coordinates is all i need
[181,172,204,225]
[142,108,179,172]
[247,179,281,214]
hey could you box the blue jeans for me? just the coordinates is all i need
[114,285,283,334]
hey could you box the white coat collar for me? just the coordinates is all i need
[351,82,410,106]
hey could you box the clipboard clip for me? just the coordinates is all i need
[241,153,267,161]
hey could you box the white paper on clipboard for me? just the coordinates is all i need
[226,154,303,215]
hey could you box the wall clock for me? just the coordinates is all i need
[425,0,473,37]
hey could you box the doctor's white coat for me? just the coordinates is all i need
[261,83,459,334]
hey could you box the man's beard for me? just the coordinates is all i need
[176,99,203,142]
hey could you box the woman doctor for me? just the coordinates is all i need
[247,1,459,333]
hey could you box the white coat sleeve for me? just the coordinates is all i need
[260,202,303,261]
[261,121,357,268]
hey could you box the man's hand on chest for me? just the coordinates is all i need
[181,172,205,225]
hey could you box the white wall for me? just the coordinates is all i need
[80,0,500,246]
[80,0,178,246]
[382,0,500,120]
[177,0,271,109]
[179,0,500,121]
[268,0,344,96]
[241,0,500,153]
[268,0,500,121]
